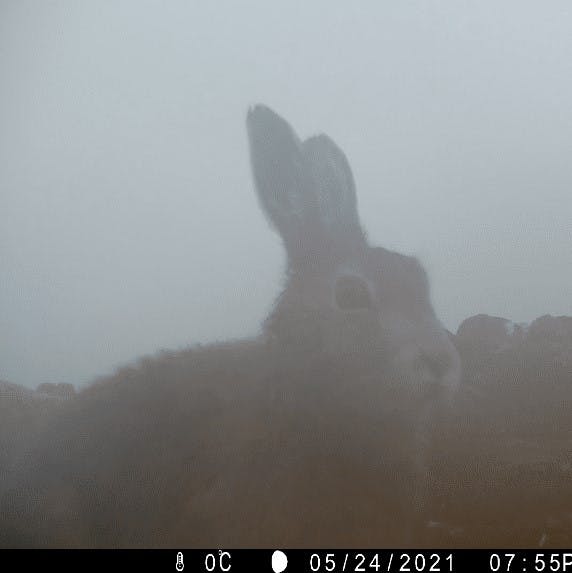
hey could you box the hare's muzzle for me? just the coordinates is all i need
[394,327,461,401]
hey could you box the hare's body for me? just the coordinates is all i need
[1,106,460,547]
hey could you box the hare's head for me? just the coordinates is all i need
[247,105,460,395]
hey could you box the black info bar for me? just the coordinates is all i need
[1,549,571,573]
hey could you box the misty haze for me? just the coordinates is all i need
[1,1,571,548]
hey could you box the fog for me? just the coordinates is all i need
[2,1,571,389]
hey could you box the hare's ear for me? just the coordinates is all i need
[247,105,317,248]
[302,134,363,237]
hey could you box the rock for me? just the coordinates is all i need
[455,314,525,355]
[527,315,572,344]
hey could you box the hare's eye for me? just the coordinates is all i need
[334,275,372,310]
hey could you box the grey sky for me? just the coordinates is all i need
[2,1,571,388]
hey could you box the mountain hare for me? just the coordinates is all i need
[1,105,460,547]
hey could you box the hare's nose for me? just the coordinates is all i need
[408,332,461,388]
[416,349,454,380]
[395,329,461,389]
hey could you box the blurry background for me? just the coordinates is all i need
[1,1,571,388]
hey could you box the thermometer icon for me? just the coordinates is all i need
[176,552,184,572]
